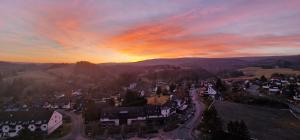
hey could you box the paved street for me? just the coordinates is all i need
[57,111,88,140]
[162,88,204,140]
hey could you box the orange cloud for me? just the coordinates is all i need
[33,1,102,48]
[108,17,300,59]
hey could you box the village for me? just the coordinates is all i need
[0,78,201,139]
[1,72,300,140]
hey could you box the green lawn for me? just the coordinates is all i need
[215,101,300,140]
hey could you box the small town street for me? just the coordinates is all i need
[55,88,204,140]
[161,88,204,140]
[58,111,87,140]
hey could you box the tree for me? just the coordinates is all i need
[216,78,226,92]
[156,86,162,96]
[260,75,267,83]
[0,73,3,82]
[121,124,126,138]
[227,120,250,140]
[137,122,146,137]
[198,106,223,134]
[169,83,176,93]
[118,72,137,88]
[0,73,3,95]
[83,100,99,122]
[123,90,147,106]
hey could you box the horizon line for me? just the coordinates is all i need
[0,54,299,65]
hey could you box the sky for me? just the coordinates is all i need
[0,0,300,63]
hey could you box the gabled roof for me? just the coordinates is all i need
[0,109,54,123]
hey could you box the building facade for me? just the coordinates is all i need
[0,110,62,138]
[100,105,174,126]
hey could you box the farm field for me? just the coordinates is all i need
[240,67,300,78]
[215,101,300,140]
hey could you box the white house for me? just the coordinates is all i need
[262,85,270,89]
[201,84,217,98]
[72,90,82,96]
[0,110,63,139]
[269,87,280,94]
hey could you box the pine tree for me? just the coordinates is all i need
[239,120,251,140]
[227,120,250,140]
[198,106,223,134]
[260,75,267,82]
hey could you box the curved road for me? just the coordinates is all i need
[57,111,88,140]
[162,88,204,140]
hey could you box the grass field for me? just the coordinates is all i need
[215,101,300,140]
[240,67,300,78]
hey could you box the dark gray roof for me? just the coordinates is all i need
[101,105,161,119]
[0,109,54,123]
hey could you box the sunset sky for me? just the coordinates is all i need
[1,0,300,63]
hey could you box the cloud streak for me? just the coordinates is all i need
[0,0,300,62]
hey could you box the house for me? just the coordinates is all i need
[100,105,173,126]
[200,83,217,98]
[262,84,270,89]
[57,98,71,109]
[0,110,63,139]
[72,90,82,96]
[293,95,300,101]
[269,86,280,94]
[128,83,137,90]
[43,98,71,110]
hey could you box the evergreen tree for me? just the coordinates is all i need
[198,106,223,134]
[216,78,226,92]
[169,83,176,93]
[83,99,99,122]
[156,86,162,96]
[123,90,147,106]
[227,120,250,140]
[260,75,267,82]
[239,120,251,140]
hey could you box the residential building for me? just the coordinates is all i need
[0,110,62,138]
[100,105,174,126]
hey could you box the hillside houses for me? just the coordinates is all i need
[260,75,300,97]
[0,110,62,139]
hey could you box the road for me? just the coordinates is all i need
[162,88,204,140]
[57,111,88,140]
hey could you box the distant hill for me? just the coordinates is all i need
[1,55,299,74]
[130,55,300,73]
[0,55,299,98]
